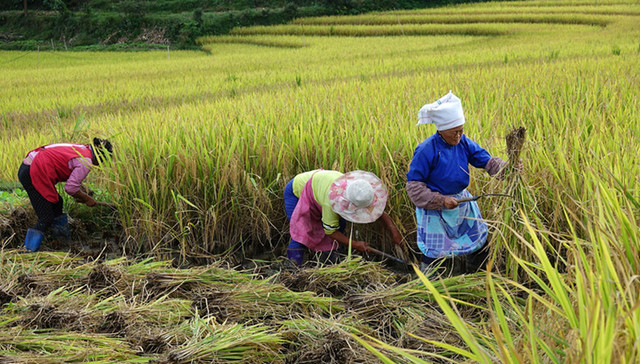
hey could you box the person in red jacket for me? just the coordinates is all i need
[17,138,113,251]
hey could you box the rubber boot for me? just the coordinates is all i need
[24,228,44,252]
[287,247,305,267]
[51,214,70,238]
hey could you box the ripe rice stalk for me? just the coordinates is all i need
[277,256,401,296]
[231,23,510,37]
[191,281,341,324]
[198,35,307,49]
[505,126,526,165]
[293,13,610,27]
[280,316,382,363]
[0,326,142,362]
[165,316,283,363]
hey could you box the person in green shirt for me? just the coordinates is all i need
[284,169,402,266]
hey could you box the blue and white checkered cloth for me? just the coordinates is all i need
[416,189,488,258]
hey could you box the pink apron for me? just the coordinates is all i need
[290,176,339,252]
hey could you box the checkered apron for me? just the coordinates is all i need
[416,190,488,258]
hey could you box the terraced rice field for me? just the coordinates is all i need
[1,0,639,362]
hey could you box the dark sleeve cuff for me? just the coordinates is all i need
[485,156,508,179]
[406,181,445,210]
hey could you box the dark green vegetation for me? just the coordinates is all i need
[0,0,499,50]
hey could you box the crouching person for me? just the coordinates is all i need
[284,170,402,266]
[17,138,113,251]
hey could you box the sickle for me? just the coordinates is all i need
[456,193,513,203]
[367,247,408,265]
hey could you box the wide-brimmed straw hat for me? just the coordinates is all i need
[328,170,388,224]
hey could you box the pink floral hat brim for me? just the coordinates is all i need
[328,170,388,224]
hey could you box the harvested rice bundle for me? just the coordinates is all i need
[505,127,526,165]
[344,274,487,341]
[0,251,82,273]
[280,316,380,364]
[278,257,399,296]
[142,265,261,299]
[85,263,130,297]
[397,309,469,362]
[164,316,283,363]
[0,327,140,363]
[192,281,340,325]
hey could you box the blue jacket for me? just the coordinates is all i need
[406,133,491,195]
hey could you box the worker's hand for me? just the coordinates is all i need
[351,240,370,253]
[391,230,403,245]
[78,184,95,196]
[72,190,96,207]
[512,160,524,173]
[443,197,459,209]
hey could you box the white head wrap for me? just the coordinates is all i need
[417,91,466,131]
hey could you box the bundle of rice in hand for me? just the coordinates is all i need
[506,126,526,166]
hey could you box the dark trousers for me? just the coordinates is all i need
[422,246,489,276]
[284,178,346,263]
[18,163,63,232]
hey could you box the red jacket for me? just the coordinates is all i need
[28,143,93,203]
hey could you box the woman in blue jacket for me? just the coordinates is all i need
[406,91,515,275]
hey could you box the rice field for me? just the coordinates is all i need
[1,0,640,361]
